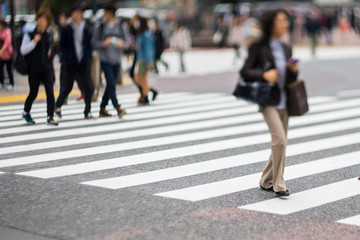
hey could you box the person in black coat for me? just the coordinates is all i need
[153,21,169,74]
[20,9,58,126]
[55,4,94,119]
[240,9,298,197]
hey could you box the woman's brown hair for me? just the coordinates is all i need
[0,19,7,28]
[35,9,54,27]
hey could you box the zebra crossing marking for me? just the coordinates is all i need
[154,151,360,201]
[5,111,360,156]
[239,178,360,215]
[0,92,188,113]
[0,91,359,225]
[83,150,360,190]
[337,214,360,226]
[0,93,235,128]
[14,127,360,179]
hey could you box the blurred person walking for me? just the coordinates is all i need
[92,4,127,118]
[153,21,169,74]
[134,16,155,105]
[228,16,243,64]
[128,16,158,103]
[20,9,58,126]
[240,9,299,197]
[305,11,321,57]
[170,22,191,72]
[0,19,14,91]
[55,4,95,120]
[214,17,229,49]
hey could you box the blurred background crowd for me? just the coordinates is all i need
[0,0,360,93]
[4,0,360,48]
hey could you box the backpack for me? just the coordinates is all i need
[13,32,29,75]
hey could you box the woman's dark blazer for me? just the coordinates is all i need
[240,40,298,107]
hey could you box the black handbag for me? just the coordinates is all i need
[233,79,273,107]
[233,46,273,107]
[287,80,309,116]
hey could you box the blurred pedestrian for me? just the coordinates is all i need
[128,16,158,103]
[214,17,229,49]
[170,22,191,72]
[134,16,156,105]
[305,11,321,57]
[92,4,127,118]
[153,21,169,74]
[55,4,95,120]
[0,19,14,91]
[228,16,243,64]
[240,9,299,197]
[20,9,58,126]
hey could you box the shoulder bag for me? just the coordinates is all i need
[286,80,309,116]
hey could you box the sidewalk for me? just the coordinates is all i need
[1,44,360,104]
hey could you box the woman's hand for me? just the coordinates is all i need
[116,39,125,49]
[287,61,299,73]
[34,34,42,43]
[263,69,278,83]
[102,37,111,47]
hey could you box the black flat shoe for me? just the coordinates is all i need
[275,190,290,197]
[260,185,274,192]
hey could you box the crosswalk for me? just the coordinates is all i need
[0,91,359,228]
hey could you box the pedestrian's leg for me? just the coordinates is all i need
[56,64,76,109]
[102,63,119,108]
[179,51,185,72]
[261,106,288,192]
[24,72,41,113]
[100,62,112,109]
[43,70,56,118]
[160,58,169,69]
[0,60,4,86]
[6,60,14,87]
[78,63,94,116]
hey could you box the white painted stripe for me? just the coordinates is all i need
[155,152,360,201]
[337,214,360,226]
[0,93,230,121]
[83,146,360,190]
[5,108,360,165]
[2,107,360,161]
[0,96,250,135]
[0,92,353,138]
[1,115,257,154]
[15,130,360,179]
[0,93,230,125]
[0,92,189,114]
[0,104,259,144]
[338,89,360,97]
[2,93,360,145]
[240,178,360,215]
[0,171,4,174]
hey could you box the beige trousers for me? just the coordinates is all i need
[260,106,289,192]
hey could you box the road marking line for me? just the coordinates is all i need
[337,214,360,226]
[239,178,360,215]
[14,130,360,179]
[0,93,228,121]
[154,145,360,201]
[83,148,360,190]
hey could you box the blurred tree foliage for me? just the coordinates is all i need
[40,0,81,17]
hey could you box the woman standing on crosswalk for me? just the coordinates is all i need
[240,9,299,197]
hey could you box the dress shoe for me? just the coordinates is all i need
[275,189,290,197]
[260,185,274,192]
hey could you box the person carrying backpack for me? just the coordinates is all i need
[20,9,58,126]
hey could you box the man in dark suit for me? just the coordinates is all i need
[55,4,94,119]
